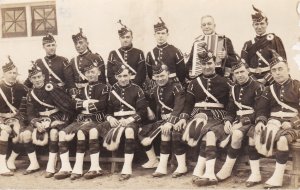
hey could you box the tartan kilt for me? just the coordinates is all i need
[275,128,300,144]
[203,118,226,142]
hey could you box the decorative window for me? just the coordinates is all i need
[1,7,27,38]
[31,5,57,36]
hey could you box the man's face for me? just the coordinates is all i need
[85,67,100,82]
[252,19,268,36]
[201,17,216,35]
[270,62,289,84]
[74,39,89,54]
[233,66,249,85]
[201,59,216,76]
[154,29,168,45]
[115,69,131,87]
[43,42,56,56]
[153,70,169,86]
[3,67,18,84]
[120,32,133,48]
[30,72,45,88]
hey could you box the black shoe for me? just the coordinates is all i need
[23,168,40,175]
[245,181,261,187]
[83,170,104,179]
[54,171,71,180]
[70,173,82,180]
[171,171,187,178]
[152,172,166,178]
[193,177,218,186]
[119,174,131,181]
[44,172,54,178]
[264,183,281,189]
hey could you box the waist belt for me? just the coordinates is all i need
[195,102,224,109]
[169,73,177,78]
[249,67,270,74]
[39,108,59,116]
[0,112,16,118]
[114,110,136,117]
[161,113,171,120]
[271,111,298,118]
[75,83,88,89]
[236,109,254,116]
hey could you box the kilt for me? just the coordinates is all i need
[275,128,300,144]
[138,120,165,139]
[203,118,226,142]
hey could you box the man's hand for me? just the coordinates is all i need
[161,122,173,135]
[119,117,135,127]
[174,119,187,131]
[224,121,232,134]
[107,116,119,128]
[281,121,292,130]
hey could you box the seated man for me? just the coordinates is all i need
[0,57,29,176]
[139,61,187,177]
[216,58,264,181]
[54,58,110,180]
[26,63,74,177]
[175,48,230,186]
[104,60,148,181]
[249,50,300,188]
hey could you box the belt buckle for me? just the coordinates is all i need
[256,67,262,74]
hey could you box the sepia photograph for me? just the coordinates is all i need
[0,0,300,189]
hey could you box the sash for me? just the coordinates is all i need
[30,90,55,108]
[0,87,17,114]
[196,78,219,103]
[150,50,158,65]
[111,90,135,111]
[231,86,253,110]
[270,85,298,113]
[74,56,87,80]
[157,87,173,112]
[41,58,65,85]
[246,35,271,62]
[84,85,90,100]
[115,50,136,74]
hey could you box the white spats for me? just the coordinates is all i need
[154,153,169,174]
[216,156,236,180]
[7,151,19,170]
[72,153,85,174]
[121,153,134,175]
[59,151,72,172]
[200,158,217,180]
[0,154,10,174]
[46,152,57,173]
[142,146,159,169]
[89,152,102,172]
[265,162,286,187]
[193,156,206,177]
[174,154,187,173]
[247,159,262,182]
[26,152,40,171]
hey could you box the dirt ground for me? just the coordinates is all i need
[0,158,297,190]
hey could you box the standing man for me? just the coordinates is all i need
[26,63,74,178]
[107,20,146,87]
[216,59,264,182]
[248,50,300,188]
[241,5,286,86]
[185,15,236,79]
[175,48,230,186]
[54,59,110,180]
[139,61,187,177]
[65,28,106,97]
[104,60,148,181]
[24,33,69,88]
[0,57,28,176]
[146,17,186,85]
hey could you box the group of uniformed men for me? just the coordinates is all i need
[0,5,299,189]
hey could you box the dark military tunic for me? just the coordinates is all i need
[107,45,146,87]
[224,78,264,134]
[180,74,230,141]
[241,33,286,83]
[24,55,69,88]
[62,81,110,136]
[146,43,186,84]
[0,81,28,122]
[107,83,148,122]
[65,50,106,92]
[185,34,237,79]
[255,78,300,142]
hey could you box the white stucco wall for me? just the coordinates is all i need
[0,0,299,80]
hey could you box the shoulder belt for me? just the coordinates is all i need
[115,49,136,74]
[0,87,17,114]
[231,86,253,110]
[111,90,135,111]
[30,90,55,108]
[157,87,173,111]
[74,56,87,80]
[270,85,298,113]
[41,58,65,84]
[196,77,219,103]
